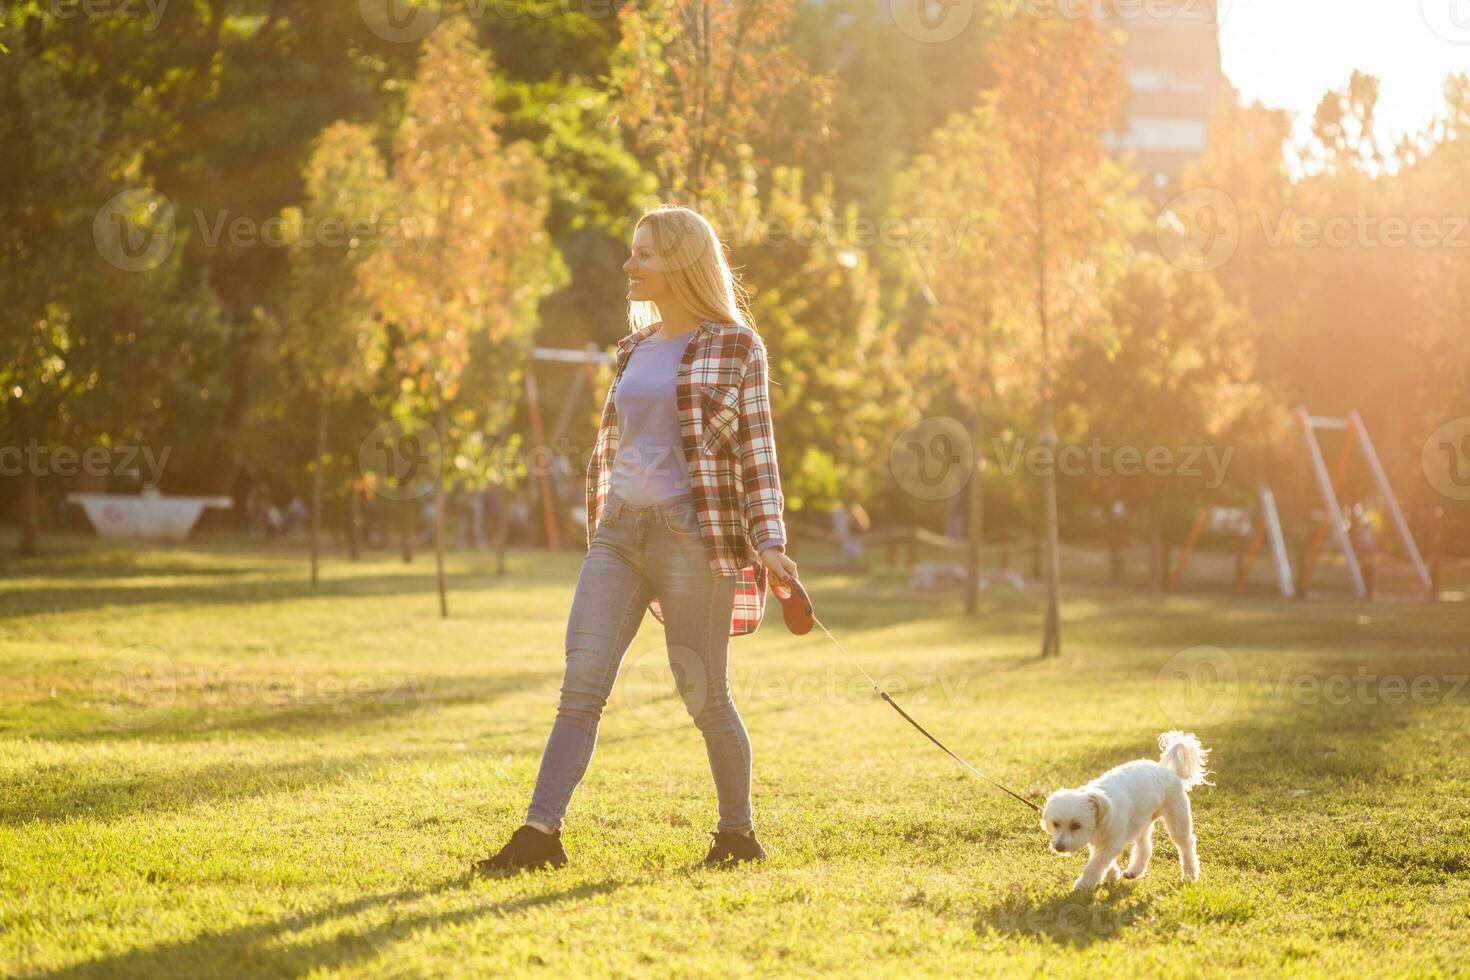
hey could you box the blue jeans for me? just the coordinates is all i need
[526,487,753,833]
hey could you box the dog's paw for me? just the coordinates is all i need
[1123,869,1144,880]
[1071,878,1097,894]
[1103,864,1122,884]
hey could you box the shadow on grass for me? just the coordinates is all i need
[975,881,1154,948]
[4,662,558,826]
[0,570,539,620]
[38,669,551,745]
[34,876,625,979]
[1,750,444,827]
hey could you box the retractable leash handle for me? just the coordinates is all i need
[769,574,815,635]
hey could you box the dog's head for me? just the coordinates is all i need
[1040,788,1110,855]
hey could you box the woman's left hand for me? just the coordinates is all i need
[760,546,799,591]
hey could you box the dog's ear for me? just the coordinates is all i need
[1085,789,1111,830]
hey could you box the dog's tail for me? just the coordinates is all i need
[1158,731,1213,791]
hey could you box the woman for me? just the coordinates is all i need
[475,205,799,873]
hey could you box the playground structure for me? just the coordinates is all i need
[1178,407,1437,601]
[67,490,233,540]
[522,344,613,552]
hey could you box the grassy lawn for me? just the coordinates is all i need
[2,535,1468,977]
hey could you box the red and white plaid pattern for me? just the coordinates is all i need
[585,319,787,637]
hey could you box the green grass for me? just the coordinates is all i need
[2,535,1468,977]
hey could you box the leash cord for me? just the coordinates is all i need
[809,613,1042,814]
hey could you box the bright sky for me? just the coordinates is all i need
[1218,0,1469,147]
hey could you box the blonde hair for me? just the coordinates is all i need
[628,205,754,333]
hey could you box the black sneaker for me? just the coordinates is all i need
[703,829,767,866]
[473,825,568,875]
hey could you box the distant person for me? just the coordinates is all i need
[832,501,869,569]
[476,204,796,874]
[1351,503,1377,599]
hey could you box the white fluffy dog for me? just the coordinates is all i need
[1040,731,1213,893]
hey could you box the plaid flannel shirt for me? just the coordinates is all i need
[585,318,787,637]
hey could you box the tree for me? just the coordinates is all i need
[893,101,1013,614]
[281,122,389,586]
[728,165,916,514]
[363,15,565,617]
[0,18,223,554]
[986,1,1131,656]
[1069,250,1263,585]
[610,0,834,206]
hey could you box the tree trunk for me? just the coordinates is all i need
[1108,506,1127,585]
[435,403,449,618]
[965,413,985,615]
[494,488,509,576]
[1039,410,1063,659]
[346,482,361,561]
[1149,508,1164,591]
[206,314,266,496]
[18,471,40,557]
[401,497,414,563]
[309,389,326,588]
[1036,172,1062,659]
